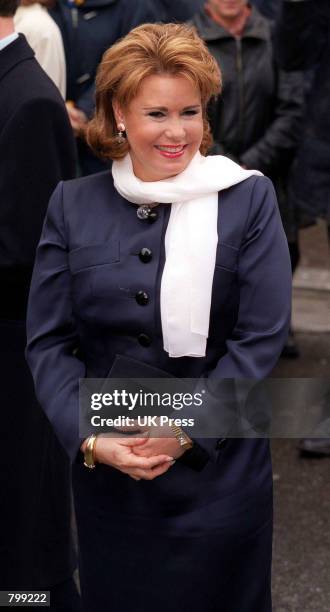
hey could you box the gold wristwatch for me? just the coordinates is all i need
[170,425,193,451]
[83,434,98,469]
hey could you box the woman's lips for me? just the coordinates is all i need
[155,144,187,159]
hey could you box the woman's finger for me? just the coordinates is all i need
[115,420,141,434]
[119,435,149,446]
[127,460,173,481]
[122,453,174,470]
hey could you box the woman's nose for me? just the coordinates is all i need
[164,118,186,141]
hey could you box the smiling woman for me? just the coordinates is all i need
[26,21,292,612]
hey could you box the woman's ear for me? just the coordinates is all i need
[112,100,125,129]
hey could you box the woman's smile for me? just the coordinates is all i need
[154,144,187,159]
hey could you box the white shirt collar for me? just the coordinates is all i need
[0,32,19,51]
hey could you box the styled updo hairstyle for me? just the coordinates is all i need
[86,23,221,161]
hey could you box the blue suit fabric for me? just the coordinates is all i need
[26,170,291,611]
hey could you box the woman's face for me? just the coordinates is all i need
[208,0,248,20]
[113,74,203,182]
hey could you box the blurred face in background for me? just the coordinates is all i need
[208,0,248,20]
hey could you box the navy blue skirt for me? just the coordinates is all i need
[73,440,273,612]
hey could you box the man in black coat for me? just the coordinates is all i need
[276,0,330,457]
[275,0,330,229]
[0,0,80,607]
[191,1,303,178]
[191,0,304,358]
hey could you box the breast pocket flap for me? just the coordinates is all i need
[69,242,120,273]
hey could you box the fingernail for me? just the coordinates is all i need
[166,456,174,461]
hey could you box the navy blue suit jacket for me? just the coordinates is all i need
[26,171,291,484]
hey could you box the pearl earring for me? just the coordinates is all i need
[116,122,126,144]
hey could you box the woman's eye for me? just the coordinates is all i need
[147,109,200,118]
[148,111,166,118]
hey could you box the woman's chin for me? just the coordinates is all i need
[132,151,194,181]
[153,155,192,180]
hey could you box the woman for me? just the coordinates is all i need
[26,23,291,611]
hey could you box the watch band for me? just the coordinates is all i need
[83,434,98,469]
[170,425,194,450]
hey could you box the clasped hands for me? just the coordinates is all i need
[87,419,186,481]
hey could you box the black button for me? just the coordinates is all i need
[137,205,151,220]
[138,333,152,347]
[135,291,149,306]
[148,211,158,223]
[139,248,152,263]
[216,438,227,450]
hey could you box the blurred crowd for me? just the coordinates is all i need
[10,0,330,243]
[0,0,329,607]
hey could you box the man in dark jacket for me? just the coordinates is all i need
[50,0,157,175]
[0,0,80,606]
[191,0,304,357]
[191,1,303,178]
[276,0,330,457]
[275,0,330,229]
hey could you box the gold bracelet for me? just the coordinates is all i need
[83,434,98,469]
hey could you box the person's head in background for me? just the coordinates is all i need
[18,0,54,7]
[204,0,251,36]
[87,23,221,182]
[0,0,19,16]
[206,0,248,22]
[0,0,18,37]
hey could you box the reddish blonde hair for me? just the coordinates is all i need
[86,22,221,160]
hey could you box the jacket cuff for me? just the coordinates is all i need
[177,442,210,471]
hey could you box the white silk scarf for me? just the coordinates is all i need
[112,152,261,358]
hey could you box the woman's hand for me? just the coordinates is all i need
[133,436,185,460]
[81,435,174,481]
[131,420,187,461]
[66,102,88,136]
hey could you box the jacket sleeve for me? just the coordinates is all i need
[189,177,292,462]
[0,96,76,267]
[26,183,85,463]
[239,69,304,173]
